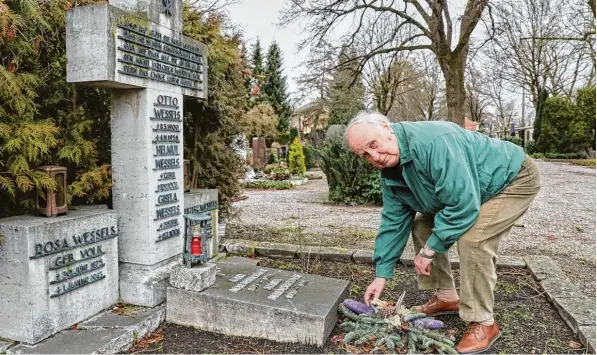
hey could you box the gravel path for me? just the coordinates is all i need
[228,160,596,298]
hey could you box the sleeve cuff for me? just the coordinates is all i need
[375,262,395,279]
[426,233,450,253]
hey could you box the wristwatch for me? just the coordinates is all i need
[419,247,434,259]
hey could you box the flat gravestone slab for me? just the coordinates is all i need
[79,304,165,340]
[166,259,349,346]
[6,329,132,354]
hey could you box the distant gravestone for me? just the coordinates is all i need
[66,0,208,306]
[0,208,118,344]
[251,137,267,170]
[166,258,349,346]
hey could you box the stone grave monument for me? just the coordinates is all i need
[252,137,267,170]
[0,207,119,344]
[167,257,349,346]
[66,0,208,307]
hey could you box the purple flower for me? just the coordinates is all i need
[343,299,374,315]
[411,318,444,329]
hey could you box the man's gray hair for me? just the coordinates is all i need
[343,110,391,146]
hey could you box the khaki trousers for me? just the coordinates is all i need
[412,156,541,322]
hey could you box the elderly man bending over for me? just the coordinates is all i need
[344,111,540,354]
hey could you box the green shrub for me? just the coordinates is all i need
[268,152,276,164]
[524,140,537,154]
[290,127,299,142]
[318,136,382,206]
[303,145,315,169]
[277,132,290,145]
[571,159,596,167]
[242,180,292,189]
[502,136,523,146]
[544,152,585,159]
[288,137,306,176]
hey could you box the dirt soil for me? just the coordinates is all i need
[127,258,585,354]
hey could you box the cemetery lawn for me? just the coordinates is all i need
[127,258,585,354]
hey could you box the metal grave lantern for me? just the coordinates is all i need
[36,165,68,217]
[182,212,213,267]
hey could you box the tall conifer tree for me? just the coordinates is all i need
[263,41,292,132]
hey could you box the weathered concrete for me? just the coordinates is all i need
[296,246,354,261]
[523,255,568,281]
[166,258,349,346]
[0,339,16,353]
[184,189,220,259]
[79,304,165,341]
[578,325,596,353]
[119,257,179,307]
[256,242,298,258]
[551,296,596,334]
[0,208,119,344]
[539,277,583,300]
[66,3,207,97]
[66,0,209,308]
[223,239,258,256]
[6,329,132,354]
[496,255,526,269]
[169,263,216,292]
[352,249,374,264]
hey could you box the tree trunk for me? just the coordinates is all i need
[439,53,467,127]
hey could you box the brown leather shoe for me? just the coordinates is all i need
[413,295,459,316]
[455,322,501,354]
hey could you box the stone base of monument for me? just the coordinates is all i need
[119,257,180,307]
[0,208,119,344]
[6,305,165,354]
[169,262,216,292]
[166,257,349,346]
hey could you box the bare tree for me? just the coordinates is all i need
[356,14,418,115]
[465,64,491,123]
[278,0,490,127]
[487,0,594,111]
[294,39,336,102]
[385,51,446,122]
[484,65,520,135]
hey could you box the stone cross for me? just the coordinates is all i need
[66,0,208,306]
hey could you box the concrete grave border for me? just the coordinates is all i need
[4,305,165,354]
[222,239,596,353]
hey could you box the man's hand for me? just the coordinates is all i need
[414,254,432,276]
[363,277,386,305]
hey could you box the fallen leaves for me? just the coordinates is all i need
[331,334,344,345]
[569,340,583,349]
[130,328,164,353]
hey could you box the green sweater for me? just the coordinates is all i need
[374,121,525,278]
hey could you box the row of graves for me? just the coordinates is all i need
[0,1,347,353]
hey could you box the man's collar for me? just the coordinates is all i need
[392,122,412,165]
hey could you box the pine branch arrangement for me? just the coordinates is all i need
[337,295,458,354]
